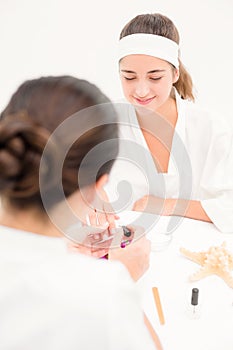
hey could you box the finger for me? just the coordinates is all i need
[109,227,123,248]
[88,211,98,226]
[63,236,109,258]
[106,214,117,229]
[84,214,91,226]
[80,214,90,226]
[85,227,112,245]
[93,233,101,240]
[89,209,110,229]
[103,201,118,228]
[93,234,113,250]
[66,224,109,246]
[97,212,108,227]
[91,249,109,258]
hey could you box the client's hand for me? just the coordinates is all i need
[64,225,113,258]
[133,195,175,216]
[87,188,119,229]
[108,226,151,281]
[65,188,118,258]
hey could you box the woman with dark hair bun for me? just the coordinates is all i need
[0,76,161,350]
[0,76,118,214]
[106,13,233,233]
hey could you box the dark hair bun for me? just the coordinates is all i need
[0,76,119,210]
[0,113,51,199]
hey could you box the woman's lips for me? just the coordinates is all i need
[134,96,155,105]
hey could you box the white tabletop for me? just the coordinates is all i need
[118,212,233,350]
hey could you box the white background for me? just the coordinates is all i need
[0,0,233,126]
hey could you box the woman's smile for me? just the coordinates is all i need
[133,96,156,105]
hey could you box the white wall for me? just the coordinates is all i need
[0,0,233,126]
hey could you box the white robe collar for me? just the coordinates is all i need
[126,88,187,176]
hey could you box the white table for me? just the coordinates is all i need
[118,212,233,350]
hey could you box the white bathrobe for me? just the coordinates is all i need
[106,91,233,233]
[0,225,156,350]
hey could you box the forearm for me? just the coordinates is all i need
[133,196,212,223]
[168,198,212,223]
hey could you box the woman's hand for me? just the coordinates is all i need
[64,187,119,259]
[87,187,119,229]
[133,195,174,215]
[64,225,113,258]
[108,226,151,281]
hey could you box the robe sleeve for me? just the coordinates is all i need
[200,120,233,233]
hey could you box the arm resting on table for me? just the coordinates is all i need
[133,196,211,223]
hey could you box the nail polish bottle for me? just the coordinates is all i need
[185,287,201,319]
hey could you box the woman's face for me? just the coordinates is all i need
[119,54,179,111]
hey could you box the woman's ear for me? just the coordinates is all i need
[173,68,180,84]
[95,174,109,191]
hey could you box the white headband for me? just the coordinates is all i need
[118,33,179,68]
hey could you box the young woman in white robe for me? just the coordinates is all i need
[0,76,162,350]
[105,13,233,233]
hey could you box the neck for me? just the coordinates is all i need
[0,189,95,238]
[0,202,62,238]
[156,96,178,127]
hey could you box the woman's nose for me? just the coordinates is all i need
[134,81,150,98]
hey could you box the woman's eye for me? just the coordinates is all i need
[124,77,136,81]
[150,77,162,81]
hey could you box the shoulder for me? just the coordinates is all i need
[180,98,232,136]
[2,253,150,349]
[19,254,140,321]
[181,98,212,123]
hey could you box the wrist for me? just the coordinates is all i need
[170,198,190,217]
[162,198,176,216]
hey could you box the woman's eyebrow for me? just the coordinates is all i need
[120,69,136,73]
[120,69,166,74]
[147,69,166,73]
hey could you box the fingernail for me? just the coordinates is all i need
[121,240,131,248]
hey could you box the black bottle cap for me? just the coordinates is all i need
[191,288,199,306]
[122,226,132,237]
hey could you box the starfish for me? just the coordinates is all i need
[180,242,233,288]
